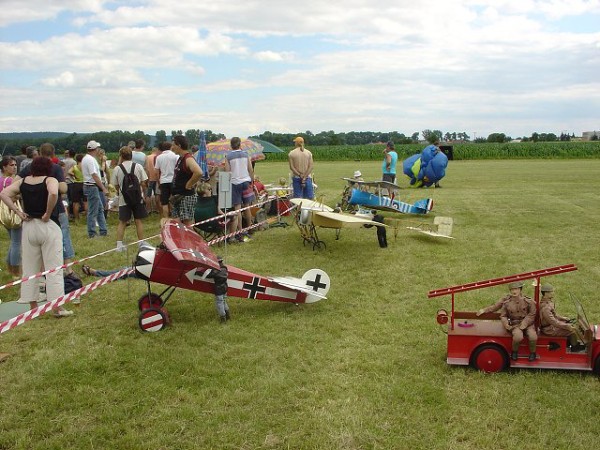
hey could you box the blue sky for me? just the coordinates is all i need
[0,0,599,140]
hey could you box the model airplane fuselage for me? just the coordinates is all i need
[133,220,330,331]
[349,187,433,214]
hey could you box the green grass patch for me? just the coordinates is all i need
[1,160,599,449]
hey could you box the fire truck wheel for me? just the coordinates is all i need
[594,355,600,376]
[471,344,508,373]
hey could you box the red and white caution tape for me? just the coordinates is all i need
[0,268,132,335]
[0,196,293,335]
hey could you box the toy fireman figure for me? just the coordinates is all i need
[499,281,538,361]
[539,284,586,352]
[207,256,230,323]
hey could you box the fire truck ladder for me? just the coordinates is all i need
[428,264,577,330]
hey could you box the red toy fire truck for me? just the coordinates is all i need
[430,264,600,374]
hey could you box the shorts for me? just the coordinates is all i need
[118,203,149,221]
[232,181,250,206]
[382,173,396,184]
[146,180,159,197]
[160,183,172,205]
[70,182,85,203]
[172,193,197,222]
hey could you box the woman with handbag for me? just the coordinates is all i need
[0,156,73,317]
[0,156,22,279]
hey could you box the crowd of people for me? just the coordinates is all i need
[0,135,315,319]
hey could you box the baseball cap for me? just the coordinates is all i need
[87,140,101,150]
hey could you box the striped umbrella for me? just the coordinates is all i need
[206,138,265,166]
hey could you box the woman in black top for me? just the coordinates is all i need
[0,156,72,317]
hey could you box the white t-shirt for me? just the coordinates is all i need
[82,153,101,185]
[154,150,179,184]
[111,161,149,207]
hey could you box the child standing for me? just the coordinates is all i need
[207,256,230,323]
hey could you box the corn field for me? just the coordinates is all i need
[263,141,600,162]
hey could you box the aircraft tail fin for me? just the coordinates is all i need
[302,269,331,303]
[413,198,434,213]
[433,216,454,237]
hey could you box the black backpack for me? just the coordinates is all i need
[119,162,143,207]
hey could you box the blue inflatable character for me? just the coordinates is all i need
[402,144,448,187]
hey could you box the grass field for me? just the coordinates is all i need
[1,160,599,449]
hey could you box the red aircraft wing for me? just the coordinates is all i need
[161,219,220,271]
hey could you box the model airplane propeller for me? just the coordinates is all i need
[133,220,330,332]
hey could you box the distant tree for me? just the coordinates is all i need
[422,129,442,143]
[487,133,508,143]
[155,130,167,144]
[411,132,419,142]
[185,129,200,146]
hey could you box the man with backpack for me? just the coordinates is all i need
[110,146,148,252]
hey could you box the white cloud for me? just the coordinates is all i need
[0,0,599,137]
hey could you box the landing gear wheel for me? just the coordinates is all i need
[313,240,326,251]
[471,345,508,373]
[139,307,169,332]
[137,293,163,311]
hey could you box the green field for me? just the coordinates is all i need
[1,160,599,449]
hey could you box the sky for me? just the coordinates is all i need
[0,0,599,140]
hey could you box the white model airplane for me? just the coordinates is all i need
[289,198,387,250]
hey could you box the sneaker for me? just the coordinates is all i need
[219,315,227,323]
[225,310,231,321]
[53,308,74,318]
[528,352,537,362]
[511,351,518,361]
[116,244,127,253]
[72,297,81,305]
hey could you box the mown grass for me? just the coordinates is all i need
[1,160,599,449]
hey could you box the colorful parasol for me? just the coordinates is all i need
[206,138,265,166]
[196,130,209,180]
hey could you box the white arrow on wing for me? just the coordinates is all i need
[185,268,213,284]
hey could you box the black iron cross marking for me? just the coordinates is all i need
[306,273,327,292]
[243,277,267,299]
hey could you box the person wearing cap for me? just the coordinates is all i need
[539,284,585,351]
[288,136,314,199]
[206,256,230,323]
[82,140,109,238]
[382,141,398,184]
[499,281,538,361]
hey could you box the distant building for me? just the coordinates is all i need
[582,131,599,141]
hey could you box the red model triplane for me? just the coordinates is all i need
[133,220,330,332]
[430,264,600,374]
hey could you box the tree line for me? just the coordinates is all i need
[1,128,594,156]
